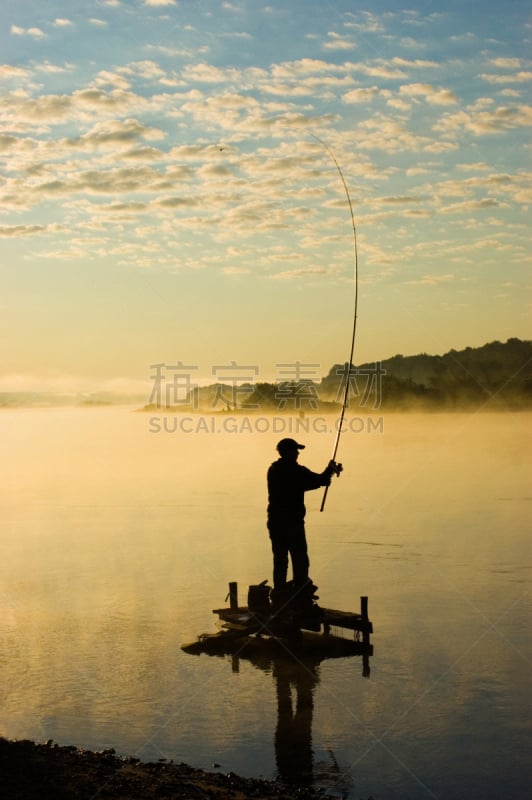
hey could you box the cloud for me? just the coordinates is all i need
[439,198,501,214]
[36,62,75,75]
[399,83,458,105]
[271,59,339,78]
[0,86,153,129]
[344,11,385,33]
[400,9,445,28]
[54,18,73,27]
[271,58,404,82]
[146,43,210,59]
[385,97,411,111]
[0,92,72,124]
[0,64,32,80]
[406,166,432,176]
[398,37,425,50]
[456,162,491,172]
[472,238,511,250]
[93,69,133,90]
[0,164,185,212]
[120,145,164,161]
[74,118,166,147]
[154,195,199,209]
[405,273,456,286]
[94,200,148,216]
[391,57,439,69]
[435,103,532,136]
[427,89,458,106]
[219,31,252,40]
[323,33,356,52]
[118,60,167,82]
[354,62,407,80]
[0,224,49,237]
[489,58,523,69]
[375,195,423,205]
[222,266,251,275]
[342,87,380,104]
[449,32,476,43]
[10,25,46,38]
[479,71,532,84]
[270,267,328,280]
[181,63,236,84]
[144,0,176,6]
[355,114,456,154]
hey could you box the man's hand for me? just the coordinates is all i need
[327,460,343,477]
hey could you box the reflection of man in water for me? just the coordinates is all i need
[267,438,341,591]
[273,658,318,785]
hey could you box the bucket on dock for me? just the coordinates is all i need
[247,581,271,614]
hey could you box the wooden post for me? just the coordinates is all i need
[360,596,371,676]
[229,582,238,610]
[362,652,370,678]
[361,595,370,646]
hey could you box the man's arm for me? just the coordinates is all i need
[300,461,342,491]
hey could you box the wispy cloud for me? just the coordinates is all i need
[399,82,458,105]
[270,267,329,280]
[323,32,356,52]
[10,25,46,38]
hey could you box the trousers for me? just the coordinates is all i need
[268,520,309,589]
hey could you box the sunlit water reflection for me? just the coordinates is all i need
[1,408,530,798]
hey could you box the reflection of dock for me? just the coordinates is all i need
[183,581,373,674]
[182,582,374,794]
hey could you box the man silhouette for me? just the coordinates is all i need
[267,438,341,594]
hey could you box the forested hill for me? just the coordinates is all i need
[319,338,531,410]
[204,337,531,411]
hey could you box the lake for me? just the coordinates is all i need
[1,408,530,799]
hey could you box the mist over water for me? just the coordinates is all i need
[1,408,530,799]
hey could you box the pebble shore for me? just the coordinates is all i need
[1,738,327,799]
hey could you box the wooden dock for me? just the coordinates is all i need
[182,581,374,665]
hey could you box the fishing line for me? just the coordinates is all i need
[309,134,359,512]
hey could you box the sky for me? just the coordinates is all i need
[0,0,530,393]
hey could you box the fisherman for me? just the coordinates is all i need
[267,438,342,598]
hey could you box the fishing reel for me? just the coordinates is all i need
[328,460,343,477]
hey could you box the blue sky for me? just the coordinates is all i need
[0,0,530,391]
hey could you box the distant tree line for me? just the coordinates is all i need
[228,338,532,412]
[115,337,532,413]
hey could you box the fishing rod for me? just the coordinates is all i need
[310,134,359,512]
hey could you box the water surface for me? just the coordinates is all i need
[1,409,530,798]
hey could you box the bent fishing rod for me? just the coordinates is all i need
[310,135,359,512]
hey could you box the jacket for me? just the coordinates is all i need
[267,458,330,524]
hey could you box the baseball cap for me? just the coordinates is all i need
[276,438,305,454]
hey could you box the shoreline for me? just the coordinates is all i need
[1,737,327,799]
